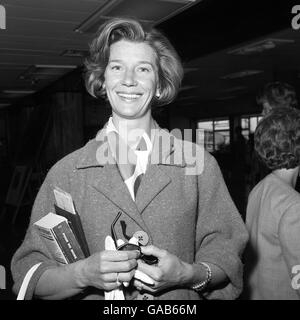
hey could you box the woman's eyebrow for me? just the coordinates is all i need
[108,59,155,67]
[137,61,154,66]
[108,59,122,63]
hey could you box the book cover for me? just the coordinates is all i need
[54,219,85,262]
[34,213,68,265]
[34,212,85,264]
[53,187,90,257]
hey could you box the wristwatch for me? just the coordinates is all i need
[191,262,212,292]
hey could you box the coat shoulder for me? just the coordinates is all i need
[174,137,216,176]
[47,139,98,178]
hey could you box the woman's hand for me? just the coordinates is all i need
[75,249,140,291]
[133,245,193,293]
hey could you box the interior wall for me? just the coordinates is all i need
[83,94,111,142]
[43,92,84,169]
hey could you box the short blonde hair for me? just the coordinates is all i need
[84,17,183,107]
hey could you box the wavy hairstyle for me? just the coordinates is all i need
[254,107,300,170]
[256,82,298,115]
[84,17,183,107]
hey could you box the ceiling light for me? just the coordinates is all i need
[215,96,236,101]
[221,86,247,93]
[34,64,77,70]
[61,49,89,58]
[2,90,36,94]
[179,85,198,91]
[74,0,144,34]
[221,70,263,80]
[183,67,199,74]
[0,103,11,108]
[176,95,199,100]
[19,65,77,81]
[74,0,198,34]
[228,38,294,55]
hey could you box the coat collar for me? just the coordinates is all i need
[75,120,187,169]
[74,121,188,224]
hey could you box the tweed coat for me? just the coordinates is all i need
[11,123,248,300]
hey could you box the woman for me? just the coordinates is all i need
[256,81,300,193]
[11,17,248,300]
[245,108,300,299]
[256,81,298,116]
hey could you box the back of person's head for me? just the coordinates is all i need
[256,81,298,116]
[254,108,300,170]
[84,17,183,107]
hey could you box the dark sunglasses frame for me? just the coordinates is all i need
[111,212,158,265]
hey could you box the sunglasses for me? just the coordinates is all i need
[111,212,158,265]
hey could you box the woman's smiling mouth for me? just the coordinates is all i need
[117,92,143,101]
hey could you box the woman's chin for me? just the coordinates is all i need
[114,109,150,120]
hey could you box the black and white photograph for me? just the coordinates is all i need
[0,0,300,314]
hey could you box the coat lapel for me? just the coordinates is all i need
[135,164,171,213]
[76,130,147,229]
[135,125,186,214]
[91,163,147,229]
[76,123,186,224]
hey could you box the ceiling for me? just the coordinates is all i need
[0,0,299,112]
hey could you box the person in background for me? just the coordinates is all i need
[256,81,300,191]
[256,81,298,116]
[244,107,300,299]
[11,17,248,300]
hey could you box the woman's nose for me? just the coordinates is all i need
[122,69,137,86]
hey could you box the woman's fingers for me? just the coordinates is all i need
[134,269,155,285]
[101,249,140,262]
[82,249,140,289]
[133,279,144,291]
[103,281,121,291]
[102,269,136,283]
[99,258,138,274]
[137,260,163,282]
[133,279,157,293]
[140,245,167,260]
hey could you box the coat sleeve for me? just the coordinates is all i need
[195,152,248,299]
[10,166,69,300]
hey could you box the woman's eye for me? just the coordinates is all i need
[111,65,122,71]
[138,66,150,73]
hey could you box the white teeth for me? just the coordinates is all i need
[117,93,141,99]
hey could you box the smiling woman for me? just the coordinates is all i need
[84,18,183,108]
[11,17,248,301]
[103,40,158,121]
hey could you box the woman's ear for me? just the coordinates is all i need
[102,83,106,95]
[156,88,161,98]
[100,82,107,97]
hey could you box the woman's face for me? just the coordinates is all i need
[104,40,159,120]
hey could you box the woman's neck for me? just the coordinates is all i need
[272,166,299,188]
[111,113,152,146]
